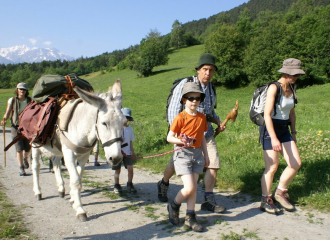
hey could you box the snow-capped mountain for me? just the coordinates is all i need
[0,45,74,64]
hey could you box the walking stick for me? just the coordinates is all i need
[3,123,6,167]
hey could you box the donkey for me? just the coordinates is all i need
[30,79,126,221]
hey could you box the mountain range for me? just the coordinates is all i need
[0,45,74,64]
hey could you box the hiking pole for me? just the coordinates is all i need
[3,122,6,167]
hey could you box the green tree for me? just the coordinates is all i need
[170,20,185,49]
[133,29,169,77]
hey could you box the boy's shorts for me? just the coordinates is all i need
[173,147,204,176]
[260,119,293,150]
[11,126,31,152]
[112,155,133,170]
[169,136,220,170]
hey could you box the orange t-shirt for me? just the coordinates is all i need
[170,110,208,148]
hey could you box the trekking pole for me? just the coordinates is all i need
[3,122,6,167]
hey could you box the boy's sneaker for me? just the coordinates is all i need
[157,180,169,202]
[127,182,137,194]
[185,212,203,232]
[114,184,123,193]
[167,200,180,225]
[272,188,295,211]
[201,194,226,213]
[19,166,26,176]
[23,157,29,169]
[260,196,281,215]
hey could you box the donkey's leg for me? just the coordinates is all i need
[31,148,42,200]
[63,151,87,221]
[52,156,65,198]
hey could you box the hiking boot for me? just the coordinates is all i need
[157,180,169,202]
[19,166,26,176]
[272,188,295,211]
[127,182,137,194]
[23,157,29,169]
[167,200,180,225]
[260,196,281,215]
[185,212,204,232]
[113,184,123,193]
[201,194,226,213]
[94,161,101,166]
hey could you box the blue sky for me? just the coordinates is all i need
[0,0,247,58]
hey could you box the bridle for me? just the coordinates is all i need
[94,109,122,149]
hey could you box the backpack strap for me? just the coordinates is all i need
[270,81,282,117]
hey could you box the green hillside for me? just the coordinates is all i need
[81,45,330,212]
[1,44,329,212]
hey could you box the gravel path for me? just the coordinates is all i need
[1,128,330,240]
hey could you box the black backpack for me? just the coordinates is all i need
[249,81,297,126]
[165,77,217,123]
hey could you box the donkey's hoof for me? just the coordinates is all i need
[36,194,42,201]
[58,191,65,198]
[77,213,88,222]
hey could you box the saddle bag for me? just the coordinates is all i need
[4,97,58,151]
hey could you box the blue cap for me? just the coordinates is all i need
[121,108,133,121]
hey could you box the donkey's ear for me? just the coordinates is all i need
[110,79,122,99]
[74,86,106,110]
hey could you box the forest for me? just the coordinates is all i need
[0,0,329,89]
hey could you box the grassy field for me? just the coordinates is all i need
[1,44,329,221]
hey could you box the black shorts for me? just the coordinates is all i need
[260,119,293,150]
[11,126,31,152]
[112,155,133,170]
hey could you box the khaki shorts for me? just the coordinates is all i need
[173,147,204,176]
[169,136,220,170]
[112,156,133,170]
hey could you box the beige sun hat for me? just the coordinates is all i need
[278,58,305,75]
[16,82,29,90]
[180,82,205,104]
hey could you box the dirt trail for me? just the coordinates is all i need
[1,128,330,240]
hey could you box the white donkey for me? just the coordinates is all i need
[31,79,126,221]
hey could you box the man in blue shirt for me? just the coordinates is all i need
[158,53,226,213]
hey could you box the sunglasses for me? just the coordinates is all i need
[184,96,201,102]
[291,74,301,77]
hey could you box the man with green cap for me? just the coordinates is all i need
[158,53,227,213]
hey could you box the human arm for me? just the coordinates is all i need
[1,98,13,126]
[289,108,297,142]
[264,84,281,151]
[167,130,185,146]
[129,141,137,159]
[201,135,210,167]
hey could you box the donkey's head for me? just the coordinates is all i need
[74,79,126,166]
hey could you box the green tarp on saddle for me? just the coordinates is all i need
[32,73,94,103]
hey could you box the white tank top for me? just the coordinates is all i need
[272,94,294,120]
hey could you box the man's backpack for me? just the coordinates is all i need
[165,76,217,123]
[249,82,281,126]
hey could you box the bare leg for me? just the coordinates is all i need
[163,161,175,182]
[175,172,199,210]
[261,150,280,195]
[127,165,133,183]
[204,168,217,192]
[114,168,121,184]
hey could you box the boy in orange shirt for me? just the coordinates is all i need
[167,82,210,232]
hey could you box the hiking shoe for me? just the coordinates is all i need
[167,201,180,225]
[157,180,169,202]
[201,194,226,213]
[260,196,281,215]
[23,157,29,169]
[114,184,123,193]
[272,188,295,211]
[19,166,26,176]
[185,212,204,232]
[127,182,137,194]
[94,161,101,166]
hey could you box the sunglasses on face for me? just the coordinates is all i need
[184,96,201,102]
[291,74,301,77]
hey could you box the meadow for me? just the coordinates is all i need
[1,44,329,213]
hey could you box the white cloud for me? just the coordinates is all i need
[29,38,37,45]
[43,41,52,46]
